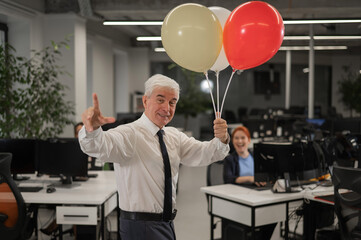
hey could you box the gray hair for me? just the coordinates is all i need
[144,74,180,99]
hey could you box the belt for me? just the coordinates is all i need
[119,209,177,222]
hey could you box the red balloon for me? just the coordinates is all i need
[223,1,284,70]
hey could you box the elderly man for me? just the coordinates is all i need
[78,74,229,240]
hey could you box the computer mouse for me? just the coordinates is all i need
[46,187,56,193]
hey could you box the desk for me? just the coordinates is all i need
[201,184,306,240]
[19,171,118,240]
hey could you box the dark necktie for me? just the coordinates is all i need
[157,129,172,221]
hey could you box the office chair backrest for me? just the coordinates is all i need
[207,161,224,186]
[332,166,361,239]
[0,152,27,240]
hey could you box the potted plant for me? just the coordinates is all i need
[0,39,75,139]
[338,65,361,117]
[168,64,212,131]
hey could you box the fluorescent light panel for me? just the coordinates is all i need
[154,47,166,52]
[280,46,347,50]
[284,19,361,24]
[137,36,162,41]
[103,21,163,26]
[104,19,361,26]
[140,35,361,42]
[284,36,361,40]
[155,46,347,52]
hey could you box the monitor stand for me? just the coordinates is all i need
[272,172,301,193]
[48,175,80,189]
[283,172,292,193]
[13,174,30,181]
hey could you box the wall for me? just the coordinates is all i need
[114,49,130,112]
[91,35,115,118]
[42,13,87,137]
[128,48,150,95]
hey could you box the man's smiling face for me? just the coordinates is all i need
[143,86,178,128]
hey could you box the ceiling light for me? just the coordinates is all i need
[200,79,213,93]
[103,21,163,26]
[104,19,361,26]
[142,35,361,42]
[154,48,166,52]
[154,46,348,52]
[280,46,347,51]
[284,19,361,24]
[284,36,361,40]
[136,36,162,41]
[303,68,309,73]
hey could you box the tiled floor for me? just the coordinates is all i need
[174,165,222,240]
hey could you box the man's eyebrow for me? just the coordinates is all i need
[155,94,177,102]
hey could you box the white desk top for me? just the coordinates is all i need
[201,184,335,207]
[19,171,117,205]
[202,184,317,207]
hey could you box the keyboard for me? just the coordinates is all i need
[18,186,44,192]
[238,183,273,191]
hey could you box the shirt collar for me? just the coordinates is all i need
[139,113,163,136]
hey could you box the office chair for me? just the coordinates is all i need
[206,161,224,240]
[207,160,224,187]
[0,152,32,240]
[333,166,361,240]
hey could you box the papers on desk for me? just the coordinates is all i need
[17,182,44,188]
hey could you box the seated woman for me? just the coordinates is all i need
[223,126,276,240]
[223,126,265,186]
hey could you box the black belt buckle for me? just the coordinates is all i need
[162,209,177,222]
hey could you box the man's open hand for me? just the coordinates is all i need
[81,93,115,132]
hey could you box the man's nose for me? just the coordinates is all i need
[161,102,170,112]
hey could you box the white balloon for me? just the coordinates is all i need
[209,6,231,72]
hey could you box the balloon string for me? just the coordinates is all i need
[220,69,240,116]
[205,72,217,119]
[216,71,219,114]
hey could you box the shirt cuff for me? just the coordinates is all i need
[79,125,102,140]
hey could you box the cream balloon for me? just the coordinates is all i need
[209,6,231,72]
[161,3,223,73]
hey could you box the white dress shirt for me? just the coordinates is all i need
[78,113,229,213]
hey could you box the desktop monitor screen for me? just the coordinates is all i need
[37,138,88,178]
[254,141,321,184]
[0,139,37,178]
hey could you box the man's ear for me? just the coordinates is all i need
[142,95,147,109]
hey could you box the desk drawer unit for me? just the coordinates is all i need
[56,206,97,225]
[212,197,286,227]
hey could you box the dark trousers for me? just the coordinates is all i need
[119,218,176,240]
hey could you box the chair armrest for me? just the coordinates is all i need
[0,213,8,223]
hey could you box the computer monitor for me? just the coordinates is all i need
[36,138,88,188]
[254,141,322,192]
[0,139,37,180]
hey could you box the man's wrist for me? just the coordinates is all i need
[220,133,230,144]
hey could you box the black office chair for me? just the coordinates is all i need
[333,166,361,240]
[0,152,33,240]
[207,160,224,187]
